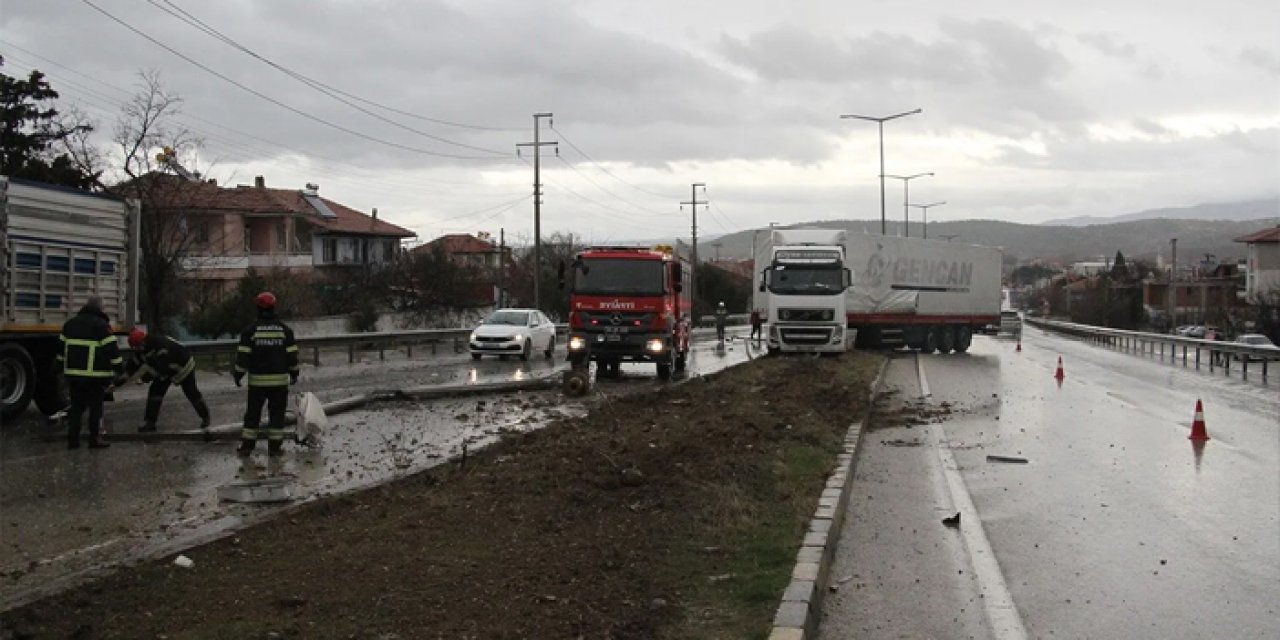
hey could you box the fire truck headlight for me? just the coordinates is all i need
[568,336,587,351]
[645,338,665,353]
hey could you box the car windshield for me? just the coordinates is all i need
[767,266,844,296]
[574,258,665,296]
[485,311,529,326]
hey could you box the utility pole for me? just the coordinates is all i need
[516,113,557,310]
[681,183,708,311]
[1169,238,1178,330]
[497,227,506,308]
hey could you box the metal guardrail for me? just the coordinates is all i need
[1026,317,1277,380]
[157,325,570,368]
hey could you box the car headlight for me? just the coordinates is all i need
[470,331,478,342]
[646,338,665,353]
[568,336,587,351]
[513,333,524,342]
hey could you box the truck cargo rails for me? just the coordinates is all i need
[1,176,140,421]
[561,245,692,380]
[844,234,1001,353]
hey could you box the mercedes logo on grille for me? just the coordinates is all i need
[610,313,623,325]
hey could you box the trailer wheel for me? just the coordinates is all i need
[0,344,36,422]
[939,327,956,354]
[922,328,939,354]
[954,326,973,353]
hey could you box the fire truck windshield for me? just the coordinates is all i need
[574,258,665,296]
[767,265,844,295]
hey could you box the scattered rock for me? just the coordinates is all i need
[172,555,194,569]
[620,468,645,487]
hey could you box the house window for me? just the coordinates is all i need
[322,238,337,263]
[276,221,287,249]
[244,226,251,254]
[193,220,210,244]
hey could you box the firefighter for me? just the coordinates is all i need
[57,295,123,449]
[125,329,211,433]
[714,301,729,343]
[749,308,763,342]
[233,291,300,456]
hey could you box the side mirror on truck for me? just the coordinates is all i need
[843,268,852,287]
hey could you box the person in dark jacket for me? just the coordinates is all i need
[57,295,123,449]
[233,291,300,457]
[749,309,763,342]
[125,329,211,433]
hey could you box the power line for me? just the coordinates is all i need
[554,156,676,218]
[145,0,511,155]
[519,157,674,231]
[80,0,504,161]
[550,123,682,200]
[153,0,521,133]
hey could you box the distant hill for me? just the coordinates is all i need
[692,217,1280,264]
[1043,199,1279,226]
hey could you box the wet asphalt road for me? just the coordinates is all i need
[0,329,753,610]
[820,328,1279,639]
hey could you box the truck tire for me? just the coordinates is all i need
[0,344,36,422]
[922,328,939,354]
[954,326,973,353]
[939,327,956,354]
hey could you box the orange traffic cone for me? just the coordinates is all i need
[1189,399,1209,441]
[1053,356,1064,380]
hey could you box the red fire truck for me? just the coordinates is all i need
[561,245,691,380]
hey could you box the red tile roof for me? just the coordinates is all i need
[1235,226,1280,243]
[418,234,501,254]
[119,174,415,238]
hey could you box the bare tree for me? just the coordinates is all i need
[109,71,208,331]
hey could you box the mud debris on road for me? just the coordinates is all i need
[2,353,881,639]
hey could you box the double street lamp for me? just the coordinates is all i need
[908,201,947,240]
[840,108,922,235]
[883,172,933,238]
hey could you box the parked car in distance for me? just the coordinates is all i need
[1231,334,1280,362]
[469,309,557,361]
[1178,325,1207,338]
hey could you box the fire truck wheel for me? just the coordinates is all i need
[674,352,687,373]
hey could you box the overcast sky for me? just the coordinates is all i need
[4,0,1278,243]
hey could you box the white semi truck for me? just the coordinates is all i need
[844,233,1001,353]
[1,176,140,421]
[752,229,852,354]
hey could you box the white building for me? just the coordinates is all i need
[1236,226,1280,302]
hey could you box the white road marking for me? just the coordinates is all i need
[916,353,931,397]
[917,358,1028,640]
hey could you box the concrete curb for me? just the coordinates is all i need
[769,355,891,640]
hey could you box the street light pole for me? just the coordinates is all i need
[840,108,922,235]
[883,172,933,238]
[908,201,946,240]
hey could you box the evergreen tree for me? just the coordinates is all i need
[0,56,100,189]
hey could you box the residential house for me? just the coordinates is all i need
[1236,225,1280,302]
[413,233,512,308]
[136,174,415,304]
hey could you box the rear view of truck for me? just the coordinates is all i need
[1,177,139,420]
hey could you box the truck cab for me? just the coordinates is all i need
[757,230,852,354]
[563,246,691,380]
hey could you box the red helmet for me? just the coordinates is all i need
[255,291,277,310]
[127,328,147,349]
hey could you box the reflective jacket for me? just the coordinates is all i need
[57,306,123,380]
[234,312,299,387]
[126,334,196,384]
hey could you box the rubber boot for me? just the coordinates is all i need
[236,439,256,456]
[267,441,284,457]
[194,400,211,429]
[138,422,157,433]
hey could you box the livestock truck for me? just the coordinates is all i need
[1,176,139,421]
[844,233,1001,353]
[562,244,692,380]
[752,228,852,354]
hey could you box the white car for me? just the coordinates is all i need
[469,309,557,361]
[1231,333,1280,362]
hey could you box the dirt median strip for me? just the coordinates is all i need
[1,354,881,640]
